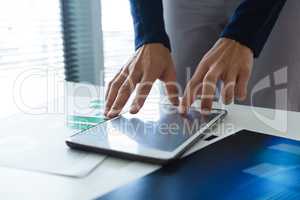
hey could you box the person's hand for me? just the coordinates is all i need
[179,38,254,114]
[104,43,179,118]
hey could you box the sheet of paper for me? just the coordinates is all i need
[0,98,107,177]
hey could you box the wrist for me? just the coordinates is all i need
[134,32,171,52]
[219,37,254,58]
[138,43,171,53]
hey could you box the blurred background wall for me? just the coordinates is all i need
[239,1,300,112]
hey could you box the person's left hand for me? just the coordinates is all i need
[179,38,254,114]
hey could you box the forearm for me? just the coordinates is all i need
[221,0,287,57]
[129,0,171,51]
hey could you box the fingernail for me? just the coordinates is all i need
[130,107,137,114]
[104,107,111,116]
[178,105,186,114]
[103,110,108,116]
[130,105,139,114]
[178,101,184,113]
[107,111,117,118]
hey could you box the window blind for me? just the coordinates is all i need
[61,0,104,85]
[101,0,160,108]
[0,0,134,87]
[0,0,64,72]
[101,0,135,86]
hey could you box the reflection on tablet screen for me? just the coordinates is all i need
[105,105,219,152]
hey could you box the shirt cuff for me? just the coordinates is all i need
[134,31,171,51]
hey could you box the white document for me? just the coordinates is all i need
[0,98,106,178]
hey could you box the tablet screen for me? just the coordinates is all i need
[87,105,221,152]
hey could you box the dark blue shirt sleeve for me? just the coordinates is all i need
[129,0,286,58]
[221,0,287,57]
[129,0,171,51]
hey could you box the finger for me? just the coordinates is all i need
[104,68,128,116]
[179,80,203,114]
[161,67,179,106]
[221,77,236,105]
[107,74,140,118]
[105,70,121,100]
[130,79,153,114]
[201,69,219,113]
[105,54,136,100]
[235,69,251,101]
[179,61,209,114]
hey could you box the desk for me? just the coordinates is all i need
[0,82,300,200]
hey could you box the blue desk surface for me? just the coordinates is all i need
[96,130,300,200]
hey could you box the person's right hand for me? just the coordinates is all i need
[104,43,179,118]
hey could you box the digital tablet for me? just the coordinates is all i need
[66,104,227,164]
